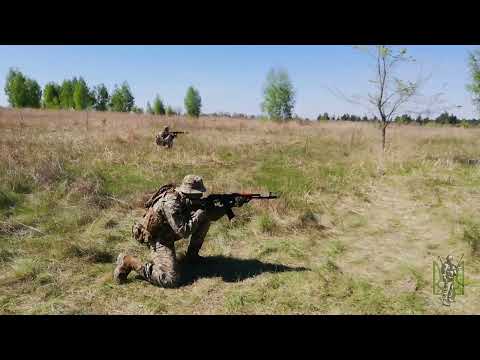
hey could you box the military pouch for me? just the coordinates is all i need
[132,222,152,244]
[144,184,175,208]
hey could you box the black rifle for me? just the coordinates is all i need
[193,192,278,220]
[171,131,187,137]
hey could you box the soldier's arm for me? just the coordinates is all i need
[162,194,206,238]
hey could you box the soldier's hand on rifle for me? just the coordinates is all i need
[193,209,207,222]
[234,196,250,207]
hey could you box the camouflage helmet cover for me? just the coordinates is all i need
[176,175,207,195]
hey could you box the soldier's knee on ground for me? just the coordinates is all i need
[144,262,179,288]
[152,268,179,288]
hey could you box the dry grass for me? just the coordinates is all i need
[1,108,480,314]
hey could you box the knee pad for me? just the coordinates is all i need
[146,265,178,288]
[157,270,178,288]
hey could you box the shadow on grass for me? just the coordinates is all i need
[176,255,310,286]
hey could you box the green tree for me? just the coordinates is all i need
[42,82,61,109]
[4,68,42,108]
[435,112,459,125]
[153,95,166,115]
[261,68,295,121]
[92,84,110,111]
[395,114,413,124]
[87,88,96,108]
[146,101,154,115]
[24,79,41,108]
[317,112,330,121]
[184,86,202,117]
[132,106,144,114]
[467,49,480,114]
[59,80,75,109]
[110,82,135,112]
[73,77,90,110]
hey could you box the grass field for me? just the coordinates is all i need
[1,107,479,314]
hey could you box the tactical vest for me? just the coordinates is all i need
[132,184,175,244]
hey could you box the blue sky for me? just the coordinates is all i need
[0,45,478,119]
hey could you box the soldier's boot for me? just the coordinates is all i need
[442,290,451,306]
[113,253,143,284]
[185,221,210,263]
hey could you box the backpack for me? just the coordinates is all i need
[132,184,175,244]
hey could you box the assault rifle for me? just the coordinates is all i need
[193,192,278,220]
[171,131,187,137]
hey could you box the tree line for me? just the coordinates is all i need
[316,112,480,125]
[3,68,203,117]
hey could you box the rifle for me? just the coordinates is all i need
[456,254,464,268]
[438,256,444,266]
[194,192,278,220]
[171,131,187,137]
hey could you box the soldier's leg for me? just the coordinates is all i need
[142,240,179,288]
[166,135,174,148]
[442,282,452,305]
[448,282,456,302]
[186,220,211,260]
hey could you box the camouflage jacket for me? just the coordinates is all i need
[133,188,205,244]
[159,129,169,139]
[442,263,458,282]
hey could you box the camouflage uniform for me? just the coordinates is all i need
[442,255,458,305]
[156,126,174,148]
[114,175,223,288]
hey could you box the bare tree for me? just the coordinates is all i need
[329,46,437,152]
[360,46,423,151]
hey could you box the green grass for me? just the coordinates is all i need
[2,111,480,314]
[460,216,480,255]
[10,258,44,282]
[256,213,277,235]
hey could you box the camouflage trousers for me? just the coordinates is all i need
[139,220,211,288]
[442,280,455,304]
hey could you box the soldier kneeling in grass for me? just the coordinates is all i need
[113,175,249,288]
[155,126,174,148]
